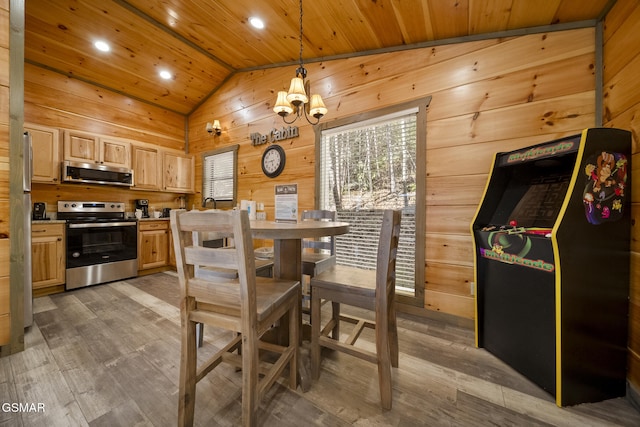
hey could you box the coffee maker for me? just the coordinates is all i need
[135,199,149,218]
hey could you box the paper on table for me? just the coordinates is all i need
[274,184,298,222]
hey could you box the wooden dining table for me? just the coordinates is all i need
[250,219,349,391]
[250,219,350,282]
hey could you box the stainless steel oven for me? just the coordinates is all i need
[58,201,138,290]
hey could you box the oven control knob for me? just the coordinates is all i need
[71,203,77,208]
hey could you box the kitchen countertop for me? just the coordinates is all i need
[136,217,170,221]
[32,219,66,224]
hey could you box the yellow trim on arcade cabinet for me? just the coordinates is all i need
[549,128,588,407]
[470,152,499,348]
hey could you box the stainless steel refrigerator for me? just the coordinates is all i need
[23,131,32,328]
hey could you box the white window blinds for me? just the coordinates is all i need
[319,111,417,291]
[203,148,236,201]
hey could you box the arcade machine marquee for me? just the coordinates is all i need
[471,128,631,406]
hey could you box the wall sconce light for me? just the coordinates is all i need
[206,120,221,136]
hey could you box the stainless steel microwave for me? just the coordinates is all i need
[61,160,134,187]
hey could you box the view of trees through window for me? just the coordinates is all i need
[319,112,417,291]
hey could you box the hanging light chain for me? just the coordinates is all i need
[296,0,306,78]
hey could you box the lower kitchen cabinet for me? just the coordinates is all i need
[32,223,66,297]
[0,239,10,345]
[138,220,170,270]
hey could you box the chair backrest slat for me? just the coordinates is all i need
[376,210,402,299]
[302,210,336,254]
[171,209,258,327]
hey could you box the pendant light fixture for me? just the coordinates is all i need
[273,0,327,125]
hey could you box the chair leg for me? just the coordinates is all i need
[178,298,197,427]
[311,288,321,380]
[331,301,340,339]
[241,329,259,426]
[389,301,399,368]
[196,322,204,348]
[289,290,300,390]
[375,321,393,410]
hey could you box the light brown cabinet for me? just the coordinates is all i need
[26,124,61,184]
[163,151,195,193]
[138,221,169,270]
[0,239,10,346]
[31,223,65,296]
[132,145,162,190]
[64,130,130,168]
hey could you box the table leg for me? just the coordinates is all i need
[272,238,311,391]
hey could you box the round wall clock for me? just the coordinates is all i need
[261,144,286,178]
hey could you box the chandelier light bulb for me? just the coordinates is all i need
[286,77,308,106]
[274,91,294,116]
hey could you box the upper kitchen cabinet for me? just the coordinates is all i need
[25,123,61,184]
[163,152,194,193]
[64,130,130,168]
[132,145,162,190]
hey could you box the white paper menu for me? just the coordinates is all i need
[274,184,298,222]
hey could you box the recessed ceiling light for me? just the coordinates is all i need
[249,17,264,29]
[94,40,110,52]
[159,70,172,80]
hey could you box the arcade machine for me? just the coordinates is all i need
[471,128,631,406]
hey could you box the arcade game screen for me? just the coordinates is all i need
[488,155,576,229]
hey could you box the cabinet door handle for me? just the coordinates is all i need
[57,238,62,241]
[33,229,47,233]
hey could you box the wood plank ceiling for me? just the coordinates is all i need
[25,0,614,115]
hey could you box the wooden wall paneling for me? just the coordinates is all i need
[204,39,502,121]
[24,64,184,148]
[424,289,475,320]
[426,53,595,122]
[427,175,488,206]
[602,0,640,80]
[0,7,7,48]
[426,205,478,236]
[603,53,640,122]
[0,276,8,315]
[425,133,580,178]
[425,262,474,298]
[425,233,474,267]
[200,28,593,133]
[427,91,595,150]
[0,166,7,200]
[0,47,7,87]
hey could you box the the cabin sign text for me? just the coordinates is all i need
[250,126,299,146]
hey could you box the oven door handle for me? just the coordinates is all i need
[68,221,138,229]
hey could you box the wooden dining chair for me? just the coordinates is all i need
[310,209,401,410]
[171,209,300,426]
[301,209,337,278]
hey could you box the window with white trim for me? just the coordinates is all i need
[317,101,428,302]
[202,145,238,208]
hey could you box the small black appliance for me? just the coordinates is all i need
[135,199,149,218]
[33,202,47,220]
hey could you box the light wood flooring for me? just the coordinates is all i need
[1,271,639,426]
